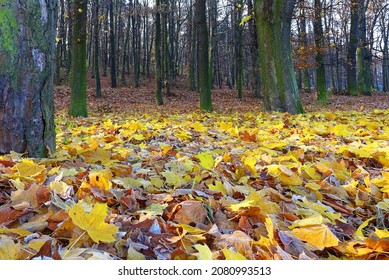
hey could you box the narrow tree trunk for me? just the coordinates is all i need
[196,0,213,111]
[0,0,57,157]
[155,0,164,105]
[110,0,117,88]
[94,0,102,97]
[357,0,372,95]
[188,0,197,91]
[299,1,310,92]
[347,0,359,96]
[255,0,304,114]
[314,0,327,104]
[235,1,243,99]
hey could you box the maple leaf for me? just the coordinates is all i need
[196,152,215,170]
[291,224,339,249]
[67,201,118,243]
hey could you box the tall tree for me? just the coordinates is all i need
[357,0,372,95]
[298,0,310,92]
[69,0,88,117]
[155,0,164,105]
[255,0,304,114]
[234,0,243,99]
[314,0,327,104]
[196,0,213,111]
[110,0,117,88]
[0,0,57,157]
[93,0,102,97]
[347,0,360,96]
[248,0,261,97]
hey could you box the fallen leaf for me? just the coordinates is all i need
[67,200,118,243]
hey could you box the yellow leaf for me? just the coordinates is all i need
[14,159,46,178]
[161,171,188,188]
[89,169,113,190]
[372,172,389,191]
[289,214,323,229]
[375,229,389,239]
[137,203,168,216]
[244,156,257,172]
[354,217,374,240]
[0,236,21,260]
[197,152,214,170]
[305,182,322,191]
[376,199,389,210]
[207,180,227,195]
[67,201,118,243]
[150,177,164,188]
[0,228,31,237]
[222,248,247,260]
[228,191,279,214]
[82,147,112,165]
[194,244,213,260]
[78,8,83,13]
[191,122,207,133]
[279,173,302,186]
[292,224,339,249]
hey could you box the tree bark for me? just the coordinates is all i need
[0,0,57,157]
[255,0,304,114]
[347,0,359,96]
[94,0,102,97]
[155,0,164,105]
[69,0,88,117]
[196,0,213,111]
[314,0,327,104]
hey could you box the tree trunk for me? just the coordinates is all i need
[357,0,372,95]
[0,0,57,157]
[196,0,213,111]
[94,0,102,97]
[255,0,304,114]
[110,0,117,88]
[188,0,197,91]
[69,0,88,117]
[314,0,327,104]
[347,0,359,96]
[299,0,310,92]
[248,0,261,97]
[235,0,243,99]
[155,0,164,105]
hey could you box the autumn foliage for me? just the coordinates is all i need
[1,97,389,259]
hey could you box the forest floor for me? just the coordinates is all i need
[54,75,389,115]
[1,75,389,260]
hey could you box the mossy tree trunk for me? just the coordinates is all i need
[248,0,261,98]
[196,0,213,111]
[0,0,57,157]
[69,0,88,117]
[110,0,117,88]
[255,0,304,114]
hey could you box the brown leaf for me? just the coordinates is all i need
[172,200,207,225]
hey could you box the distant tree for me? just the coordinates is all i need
[313,0,327,104]
[255,0,304,114]
[93,0,102,97]
[196,0,213,111]
[69,0,88,117]
[110,0,117,88]
[347,0,359,96]
[0,0,57,157]
[155,0,164,105]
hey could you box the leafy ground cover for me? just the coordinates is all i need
[1,85,389,260]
